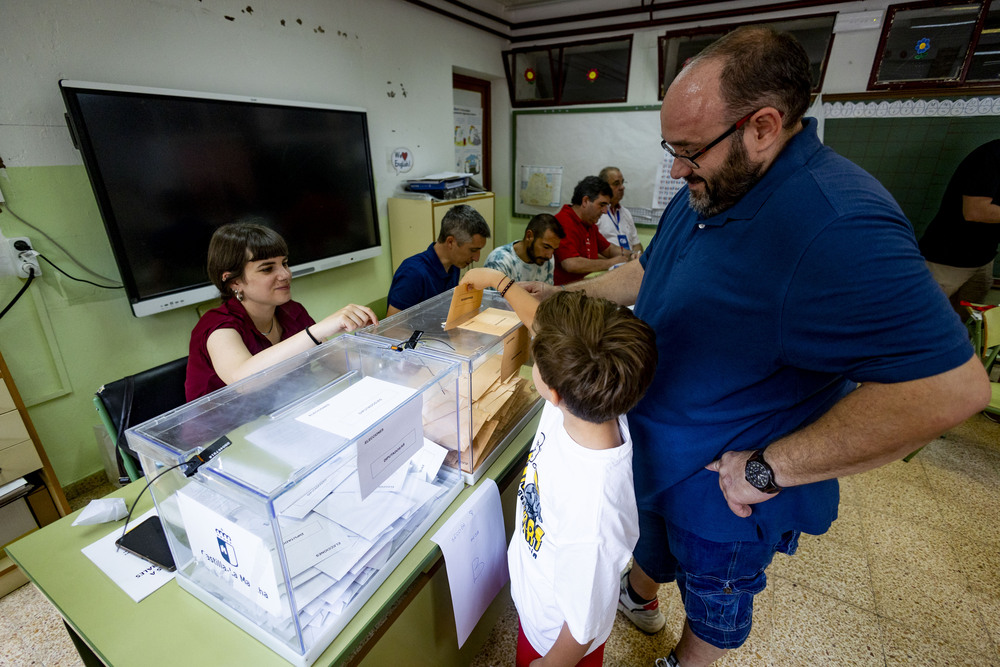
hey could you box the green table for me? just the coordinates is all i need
[6,411,539,667]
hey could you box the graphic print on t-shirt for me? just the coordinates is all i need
[518,435,545,558]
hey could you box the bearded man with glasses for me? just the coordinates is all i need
[525,25,987,667]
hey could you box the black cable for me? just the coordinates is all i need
[38,253,123,289]
[0,267,34,320]
[0,202,120,283]
[414,335,456,351]
[119,462,185,541]
[118,436,232,540]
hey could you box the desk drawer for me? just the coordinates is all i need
[0,497,38,548]
[0,410,29,450]
[0,380,15,413]
[0,440,42,484]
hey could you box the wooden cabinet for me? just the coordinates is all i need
[387,193,495,272]
[0,349,69,596]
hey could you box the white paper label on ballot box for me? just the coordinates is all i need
[177,490,282,616]
[296,376,423,500]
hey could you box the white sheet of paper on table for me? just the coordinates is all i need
[430,479,509,648]
[81,508,176,603]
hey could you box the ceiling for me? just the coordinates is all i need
[408,0,853,43]
[493,0,592,6]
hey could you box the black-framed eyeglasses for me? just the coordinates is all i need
[660,109,757,169]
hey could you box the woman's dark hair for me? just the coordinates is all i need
[207,221,288,299]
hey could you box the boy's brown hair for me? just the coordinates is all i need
[531,291,657,424]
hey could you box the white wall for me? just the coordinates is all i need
[0,0,511,187]
[0,0,511,485]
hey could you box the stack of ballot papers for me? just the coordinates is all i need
[177,438,453,645]
[423,351,537,474]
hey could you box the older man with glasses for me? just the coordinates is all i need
[527,25,988,667]
[597,166,644,255]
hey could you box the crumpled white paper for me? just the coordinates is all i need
[72,498,128,526]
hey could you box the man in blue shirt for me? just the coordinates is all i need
[386,204,490,315]
[527,26,988,667]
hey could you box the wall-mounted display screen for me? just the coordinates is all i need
[60,81,381,317]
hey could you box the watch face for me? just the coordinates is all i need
[745,460,772,489]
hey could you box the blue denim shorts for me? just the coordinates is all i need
[634,510,799,649]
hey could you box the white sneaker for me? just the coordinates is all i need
[617,570,665,633]
[655,651,680,666]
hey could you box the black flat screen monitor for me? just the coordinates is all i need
[60,81,382,317]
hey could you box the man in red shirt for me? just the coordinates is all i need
[553,176,637,286]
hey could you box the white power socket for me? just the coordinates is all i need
[7,237,41,279]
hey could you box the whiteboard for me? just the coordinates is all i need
[512,106,668,221]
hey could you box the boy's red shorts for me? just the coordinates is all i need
[516,620,606,667]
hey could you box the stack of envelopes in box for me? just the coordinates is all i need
[356,289,542,483]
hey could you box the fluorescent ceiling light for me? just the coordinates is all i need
[910,20,977,28]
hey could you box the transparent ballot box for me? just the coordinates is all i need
[125,336,463,666]
[356,288,541,483]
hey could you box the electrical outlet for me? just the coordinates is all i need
[8,237,41,279]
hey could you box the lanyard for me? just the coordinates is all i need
[609,207,621,233]
[608,208,630,251]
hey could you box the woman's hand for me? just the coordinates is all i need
[460,267,507,292]
[315,304,378,338]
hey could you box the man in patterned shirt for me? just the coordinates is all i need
[484,213,565,284]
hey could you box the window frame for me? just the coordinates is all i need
[867,0,999,91]
[503,35,633,108]
[657,13,837,100]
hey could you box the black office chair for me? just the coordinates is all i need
[94,357,189,483]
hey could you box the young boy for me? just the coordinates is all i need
[459,268,657,667]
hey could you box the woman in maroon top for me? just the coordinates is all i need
[185,223,377,401]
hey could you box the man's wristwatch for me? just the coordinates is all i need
[744,449,782,494]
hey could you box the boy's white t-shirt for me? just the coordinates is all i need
[508,401,639,656]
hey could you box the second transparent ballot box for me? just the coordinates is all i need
[125,336,463,667]
[356,288,542,483]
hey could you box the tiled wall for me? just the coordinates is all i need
[824,116,999,237]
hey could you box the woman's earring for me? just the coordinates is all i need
[235,289,244,302]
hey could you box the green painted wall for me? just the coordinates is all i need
[0,164,395,485]
[824,116,1000,237]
